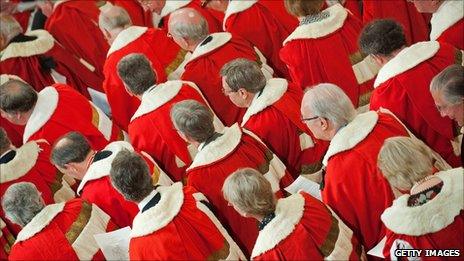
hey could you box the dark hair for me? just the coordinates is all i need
[50,132,91,168]
[117,53,156,96]
[284,0,324,17]
[0,127,11,154]
[220,58,266,93]
[359,19,406,56]
[0,79,38,113]
[110,149,153,202]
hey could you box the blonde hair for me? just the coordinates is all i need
[284,0,324,17]
[222,168,276,217]
[378,137,434,191]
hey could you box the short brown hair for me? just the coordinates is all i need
[284,0,324,17]
[0,79,37,113]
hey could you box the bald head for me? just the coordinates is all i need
[99,5,132,32]
[0,79,37,113]
[0,15,22,49]
[168,7,209,44]
[51,132,91,169]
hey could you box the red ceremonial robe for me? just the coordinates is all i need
[0,30,102,97]
[1,218,15,259]
[77,141,172,228]
[0,140,75,236]
[257,0,298,33]
[280,4,378,108]
[223,0,290,78]
[129,80,223,182]
[252,192,363,260]
[0,119,23,148]
[103,26,187,130]
[108,0,153,27]
[370,41,463,167]
[186,124,294,256]
[241,78,327,178]
[322,111,409,250]
[181,32,274,126]
[430,0,464,49]
[45,0,108,79]
[130,183,245,260]
[8,199,118,260]
[381,168,464,260]
[22,84,126,150]
[362,0,430,44]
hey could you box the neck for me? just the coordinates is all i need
[80,150,96,178]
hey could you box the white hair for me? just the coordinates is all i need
[98,6,132,31]
[169,8,209,43]
[2,182,45,227]
[430,64,464,105]
[0,15,23,44]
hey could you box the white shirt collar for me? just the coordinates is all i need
[137,189,159,212]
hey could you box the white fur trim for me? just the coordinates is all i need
[374,41,440,88]
[254,46,274,80]
[72,204,111,260]
[77,141,134,195]
[223,0,257,30]
[53,179,76,203]
[283,4,347,45]
[23,87,59,143]
[264,153,288,193]
[78,58,95,72]
[1,30,55,61]
[299,133,314,151]
[187,123,242,170]
[381,168,464,236]
[53,0,68,10]
[322,111,379,166]
[352,54,380,84]
[251,193,305,258]
[0,74,27,85]
[0,142,40,183]
[160,0,192,18]
[107,26,148,56]
[188,32,232,62]
[175,156,186,168]
[430,1,464,40]
[131,182,184,237]
[90,102,113,141]
[16,202,66,242]
[241,78,287,127]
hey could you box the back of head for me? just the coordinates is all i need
[0,127,11,155]
[99,5,132,31]
[0,79,37,113]
[359,19,406,56]
[430,64,464,105]
[117,53,157,96]
[222,168,276,217]
[0,14,23,46]
[378,137,434,191]
[302,83,357,130]
[2,182,45,227]
[284,0,324,17]
[168,7,209,43]
[220,58,266,93]
[110,149,153,202]
[170,99,215,143]
[51,131,91,168]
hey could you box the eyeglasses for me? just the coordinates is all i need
[201,0,211,7]
[221,87,236,95]
[301,116,319,122]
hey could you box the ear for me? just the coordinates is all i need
[237,88,248,99]
[371,54,384,66]
[319,117,329,130]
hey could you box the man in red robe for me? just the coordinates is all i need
[169,8,274,126]
[99,5,187,130]
[220,59,328,178]
[0,15,102,98]
[117,53,223,182]
[171,100,294,256]
[0,128,75,237]
[360,19,462,167]
[280,1,378,108]
[0,75,25,147]
[411,0,463,49]
[258,0,298,32]
[109,149,246,260]
[0,218,14,259]
[3,183,118,260]
[0,80,125,151]
[50,132,172,228]
[109,0,153,27]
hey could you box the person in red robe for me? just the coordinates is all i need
[108,149,246,260]
[0,75,25,148]
[204,0,291,78]
[3,183,118,260]
[50,132,172,228]
[171,100,293,256]
[223,168,364,260]
[168,8,274,126]
[280,1,378,108]
[0,80,126,151]
[99,5,187,130]
[0,15,102,98]
[360,19,463,167]
[0,218,15,260]
[377,137,463,259]
[411,0,463,49]
[117,53,223,182]
[258,0,299,32]
[108,0,153,27]
[0,128,75,237]
[220,59,328,178]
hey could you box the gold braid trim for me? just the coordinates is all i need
[300,161,323,175]
[319,211,340,257]
[358,90,372,108]
[207,239,230,260]
[455,49,463,65]
[165,49,188,76]
[65,201,92,245]
[257,149,274,174]
[349,51,366,65]
[50,169,65,195]
[90,106,100,130]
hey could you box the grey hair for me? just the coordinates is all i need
[0,79,38,113]
[169,8,209,43]
[430,65,464,105]
[98,5,132,31]
[378,137,434,191]
[222,168,276,217]
[220,58,266,93]
[51,132,91,168]
[170,100,215,143]
[0,127,11,154]
[0,15,23,44]
[117,53,156,96]
[359,19,406,56]
[302,83,357,129]
[2,182,45,227]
